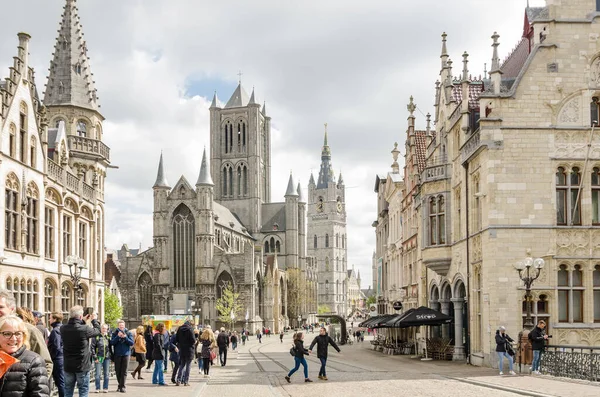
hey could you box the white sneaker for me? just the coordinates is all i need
[509,371,516,375]
[499,371,503,375]
[199,370,202,374]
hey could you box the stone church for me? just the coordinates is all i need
[118,84,318,331]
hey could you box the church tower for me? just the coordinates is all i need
[307,124,348,315]
[43,0,109,199]
[209,83,271,234]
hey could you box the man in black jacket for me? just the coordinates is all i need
[216,327,229,366]
[61,305,101,397]
[309,327,341,380]
[48,312,65,397]
[175,321,196,386]
[529,319,549,374]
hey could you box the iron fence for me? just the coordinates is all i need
[541,345,600,382]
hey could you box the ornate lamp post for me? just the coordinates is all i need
[514,255,545,372]
[514,256,545,329]
[65,255,86,290]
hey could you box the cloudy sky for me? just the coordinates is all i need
[0,0,544,287]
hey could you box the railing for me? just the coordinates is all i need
[82,182,95,201]
[541,345,600,382]
[66,172,79,192]
[47,160,64,182]
[67,135,110,161]
[423,164,451,183]
[426,155,448,167]
[461,128,482,163]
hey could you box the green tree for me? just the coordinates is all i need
[366,295,376,305]
[317,304,331,314]
[104,289,122,329]
[215,283,243,329]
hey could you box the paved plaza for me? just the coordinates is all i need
[106,333,600,397]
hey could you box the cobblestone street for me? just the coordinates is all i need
[111,334,600,397]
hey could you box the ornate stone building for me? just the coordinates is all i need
[411,0,600,367]
[307,128,348,315]
[118,84,317,331]
[0,0,109,323]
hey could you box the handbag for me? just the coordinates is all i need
[210,350,216,360]
[505,341,515,356]
[289,347,295,356]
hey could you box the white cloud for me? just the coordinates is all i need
[0,0,544,287]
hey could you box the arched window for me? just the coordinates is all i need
[5,174,19,250]
[243,165,248,196]
[139,272,153,315]
[222,164,234,197]
[264,240,270,254]
[275,240,281,253]
[341,234,345,249]
[438,196,446,244]
[76,287,86,307]
[173,204,195,289]
[593,167,600,225]
[335,233,339,248]
[216,271,233,299]
[44,280,55,322]
[557,167,581,225]
[237,166,242,197]
[19,102,28,164]
[594,265,600,323]
[77,120,87,137]
[325,257,330,272]
[26,182,39,254]
[270,237,275,251]
[30,137,36,168]
[9,123,16,158]
[223,122,233,154]
[61,283,72,319]
[429,197,437,245]
[325,234,329,248]
[558,264,584,323]
[313,235,317,249]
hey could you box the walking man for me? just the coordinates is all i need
[217,327,229,366]
[175,320,195,386]
[280,330,284,343]
[61,306,101,397]
[48,312,65,397]
[309,327,341,380]
[111,320,134,392]
[529,320,549,375]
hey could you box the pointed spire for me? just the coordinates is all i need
[261,101,267,116]
[338,171,344,185]
[225,82,250,108]
[440,32,448,68]
[297,182,305,203]
[309,172,315,186]
[462,51,469,82]
[210,91,219,108]
[248,87,257,105]
[44,0,99,111]
[491,32,501,72]
[153,152,170,189]
[426,113,432,135]
[285,172,298,197]
[196,147,214,186]
[317,123,334,189]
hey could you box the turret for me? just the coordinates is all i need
[461,51,470,133]
[490,32,503,94]
[152,152,170,243]
[196,147,214,210]
[391,142,400,174]
[285,173,299,268]
[17,32,31,74]
[297,182,306,269]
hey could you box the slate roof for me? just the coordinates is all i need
[225,83,250,108]
[214,202,252,238]
[260,203,286,233]
[500,38,530,79]
[413,131,428,173]
[526,7,548,22]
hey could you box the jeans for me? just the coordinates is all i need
[232,342,237,350]
[318,357,327,377]
[170,362,179,383]
[64,371,90,397]
[532,349,543,372]
[176,358,192,384]
[163,350,169,370]
[52,362,65,397]
[497,351,513,372]
[219,347,228,366]
[152,360,165,384]
[287,356,308,379]
[94,359,110,391]
[114,355,129,390]
[197,355,203,370]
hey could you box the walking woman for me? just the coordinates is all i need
[144,325,154,372]
[169,332,180,384]
[198,328,215,378]
[284,332,312,383]
[131,325,146,380]
[151,323,167,386]
[495,326,516,376]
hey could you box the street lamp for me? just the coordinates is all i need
[65,255,86,290]
[514,256,545,330]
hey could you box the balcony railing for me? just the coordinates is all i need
[67,135,110,161]
[541,345,600,382]
[46,159,100,203]
[461,128,482,163]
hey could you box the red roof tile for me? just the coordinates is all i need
[451,82,484,109]
[414,131,428,173]
[500,37,530,79]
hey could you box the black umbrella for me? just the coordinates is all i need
[358,314,394,328]
[376,308,416,328]
[391,306,452,328]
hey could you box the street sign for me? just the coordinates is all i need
[393,301,403,311]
